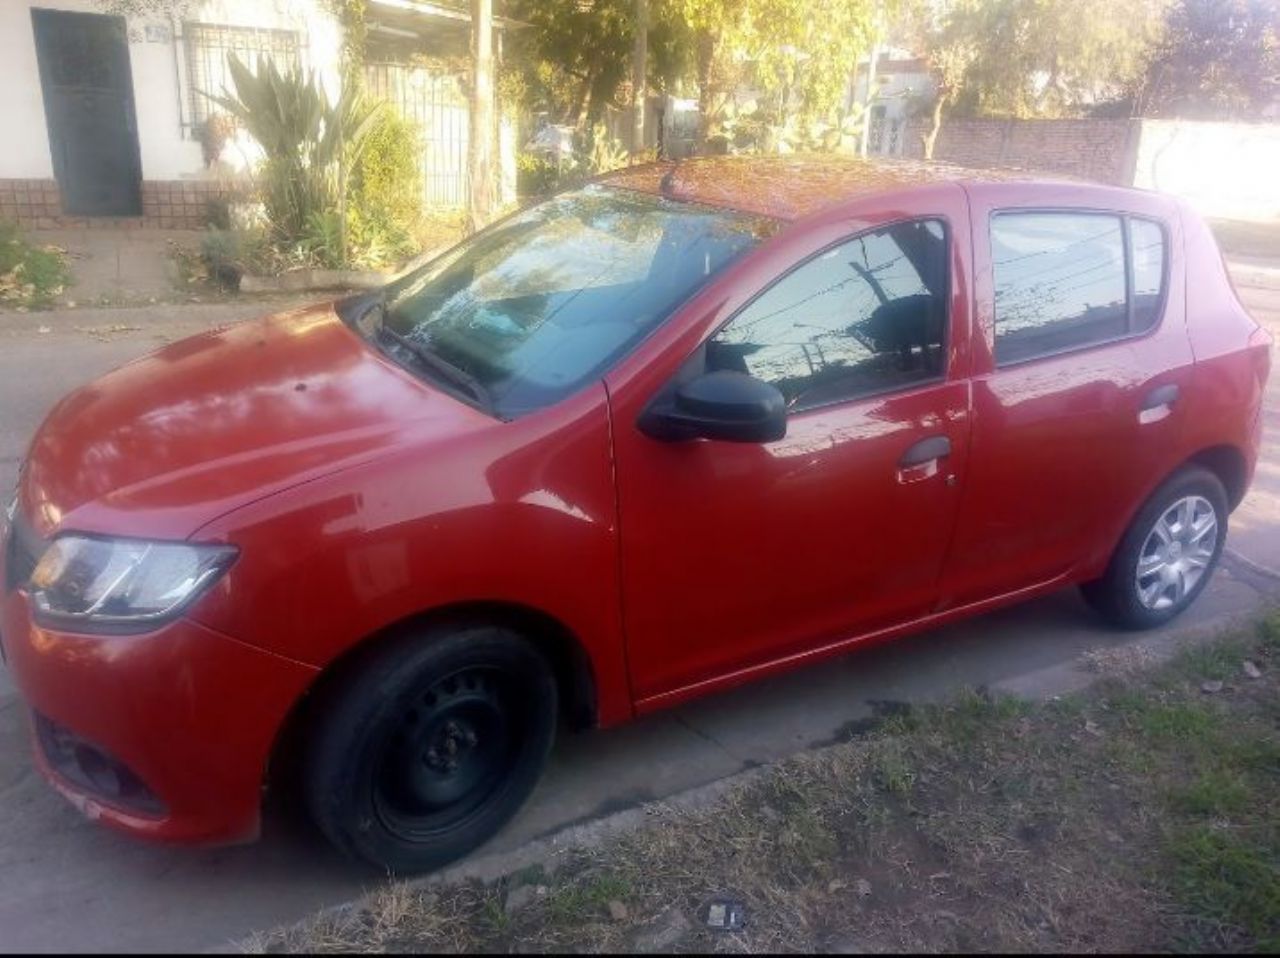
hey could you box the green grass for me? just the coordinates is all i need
[1166,826,1280,950]
[0,220,70,308]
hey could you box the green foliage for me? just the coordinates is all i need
[517,152,566,197]
[1142,0,1280,119]
[0,221,70,308]
[506,0,645,126]
[195,228,258,288]
[346,109,423,269]
[516,124,635,198]
[201,53,386,270]
[714,99,868,154]
[682,0,883,135]
[325,0,369,82]
[911,0,1160,120]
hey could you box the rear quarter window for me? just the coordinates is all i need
[992,211,1168,365]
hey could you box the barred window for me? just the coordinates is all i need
[184,23,302,128]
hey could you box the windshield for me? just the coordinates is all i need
[374,185,779,418]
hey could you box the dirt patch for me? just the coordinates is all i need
[244,612,1280,954]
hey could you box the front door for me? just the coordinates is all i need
[609,200,975,708]
[31,8,142,217]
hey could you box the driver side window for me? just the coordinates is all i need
[707,219,949,411]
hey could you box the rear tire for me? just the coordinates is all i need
[304,625,557,874]
[1081,466,1228,630]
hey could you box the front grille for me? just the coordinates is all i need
[3,511,43,592]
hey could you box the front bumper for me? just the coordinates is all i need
[1,541,318,844]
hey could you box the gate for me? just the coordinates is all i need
[364,62,469,208]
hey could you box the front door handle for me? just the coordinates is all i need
[1139,383,1180,423]
[899,435,951,468]
[897,435,952,483]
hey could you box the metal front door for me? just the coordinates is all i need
[31,8,143,217]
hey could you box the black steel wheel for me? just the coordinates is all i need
[305,625,557,873]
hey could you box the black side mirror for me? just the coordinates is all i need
[641,370,787,443]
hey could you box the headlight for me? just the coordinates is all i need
[29,535,237,634]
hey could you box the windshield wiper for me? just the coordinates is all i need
[372,311,496,414]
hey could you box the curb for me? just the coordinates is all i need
[209,770,764,954]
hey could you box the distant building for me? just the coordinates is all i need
[848,54,936,157]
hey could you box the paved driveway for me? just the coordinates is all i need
[0,282,1277,953]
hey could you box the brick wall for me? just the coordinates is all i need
[899,118,1141,185]
[0,179,235,230]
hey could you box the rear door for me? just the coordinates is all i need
[939,184,1192,608]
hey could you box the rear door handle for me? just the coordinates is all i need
[1139,383,1180,423]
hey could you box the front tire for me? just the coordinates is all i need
[1082,465,1228,630]
[304,625,557,873]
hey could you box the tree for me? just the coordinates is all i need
[1141,0,1280,118]
[679,0,882,144]
[910,0,1162,158]
[507,0,640,129]
[468,0,497,233]
[921,41,977,159]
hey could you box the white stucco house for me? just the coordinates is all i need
[0,0,512,230]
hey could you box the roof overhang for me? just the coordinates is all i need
[368,0,526,29]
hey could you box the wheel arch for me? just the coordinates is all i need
[1086,443,1248,584]
[1186,444,1249,512]
[264,600,599,796]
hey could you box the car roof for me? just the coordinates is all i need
[598,154,1076,222]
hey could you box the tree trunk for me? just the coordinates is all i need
[631,0,648,159]
[923,92,946,160]
[571,69,595,131]
[695,28,716,149]
[860,40,880,157]
[467,0,495,234]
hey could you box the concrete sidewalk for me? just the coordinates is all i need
[29,227,203,305]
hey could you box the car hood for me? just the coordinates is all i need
[18,303,494,540]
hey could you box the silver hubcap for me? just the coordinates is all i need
[1135,495,1218,610]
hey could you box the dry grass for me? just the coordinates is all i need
[246,612,1280,954]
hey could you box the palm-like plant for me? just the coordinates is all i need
[203,54,384,254]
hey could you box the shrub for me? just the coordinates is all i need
[202,53,382,253]
[0,220,70,308]
[346,109,423,269]
[517,151,565,198]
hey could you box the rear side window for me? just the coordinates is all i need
[992,212,1167,365]
[1131,218,1166,332]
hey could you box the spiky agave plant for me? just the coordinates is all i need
[203,53,384,256]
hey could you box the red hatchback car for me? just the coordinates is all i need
[0,156,1271,872]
